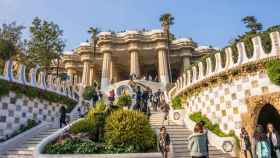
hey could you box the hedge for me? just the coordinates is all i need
[189,112,240,148]
[171,96,183,109]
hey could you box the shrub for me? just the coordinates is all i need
[115,95,132,107]
[44,139,101,154]
[171,96,183,109]
[69,119,92,134]
[104,109,156,152]
[82,86,96,100]
[265,59,280,86]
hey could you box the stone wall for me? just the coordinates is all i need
[184,71,280,134]
[0,92,62,139]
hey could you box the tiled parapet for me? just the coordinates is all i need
[0,92,62,140]
[0,60,80,101]
[170,31,280,98]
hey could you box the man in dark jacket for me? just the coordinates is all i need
[59,106,67,128]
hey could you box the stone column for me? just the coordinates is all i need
[81,61,91,86]
[157,49,170,86]
[78,43,93,88]
[130,50,140,78]
[182,56,190,73]
[101,52,112,90]
[89,65,98,86]
[67,68,76,84]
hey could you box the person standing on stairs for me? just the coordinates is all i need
[160,99,170,125]
[59,106,67,128]
[240,127,253,158]
[188,123,209,158]
[159,126,170,158]
[199,121,209,157]
[266,123,280,158]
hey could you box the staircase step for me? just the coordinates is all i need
[149,112,232,158]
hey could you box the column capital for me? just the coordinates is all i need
[155,41,167,51]
[100,43,112,53]
[128,42,140,52]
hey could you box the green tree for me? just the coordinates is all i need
[242,16,263,33]
[88,27,101,56]
[159,13,175,82]
[0,22,25,60]
[27,17,65,71]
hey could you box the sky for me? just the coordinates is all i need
[0,0,280,51]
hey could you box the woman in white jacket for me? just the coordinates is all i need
[188,123,208,158]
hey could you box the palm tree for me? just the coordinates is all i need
[242,16,263,33]
[88,27,101,56]
[159,13,174,83]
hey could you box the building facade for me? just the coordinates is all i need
[62,29,216,90]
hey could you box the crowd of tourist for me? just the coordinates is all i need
[240,124,280,158]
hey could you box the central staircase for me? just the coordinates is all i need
[149,112,231,158]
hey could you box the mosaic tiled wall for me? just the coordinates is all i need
[0,92,63,139]
[185,72,280,134]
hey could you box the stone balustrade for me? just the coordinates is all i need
[0,60,79,101]
[169,31,280,98]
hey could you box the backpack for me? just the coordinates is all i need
[257,141,270,158]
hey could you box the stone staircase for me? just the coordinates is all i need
[149,112,232,158]
[0,127,59,158]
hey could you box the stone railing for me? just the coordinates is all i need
[169,31,280,98]
[0,60,80,101]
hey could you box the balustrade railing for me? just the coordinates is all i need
[169,31,280,98]
[0,60,79,101]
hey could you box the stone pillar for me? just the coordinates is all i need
[89,66,98,86]
[182,56,190,74]
[101,52,112,90]
[157,49,170,86]
[67,68,76,84]
[81,61,91,86]
[130,50,140,78]
[78,43,93,88]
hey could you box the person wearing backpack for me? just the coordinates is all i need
[253,124,271,158]
[266,123,280,158]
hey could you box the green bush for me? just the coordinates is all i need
[104,109,156,152]
[82,86,96,100]
[171,96,183,109]
[115,95,132,107]
[69,119,92,134]
[44,139,101,154]
[265,59,280,86]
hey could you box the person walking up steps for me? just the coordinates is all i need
[59,106,67,128]
[159,126,170,158]
[159,99,170,125]
[188,123,209,158]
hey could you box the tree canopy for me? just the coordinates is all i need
[0,22,25,60]
[242,16,263,33]
[26,17,65,70]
